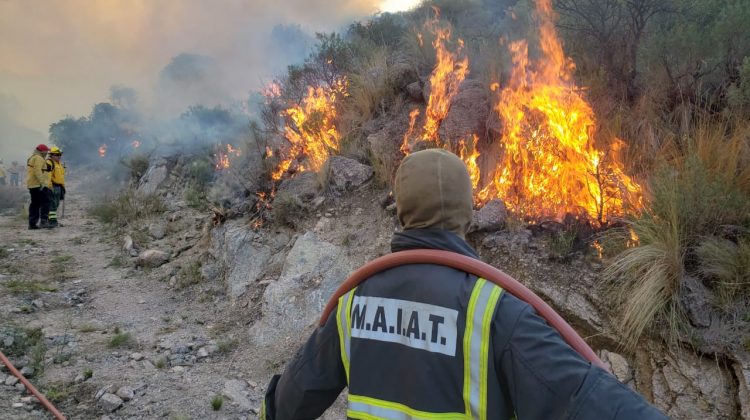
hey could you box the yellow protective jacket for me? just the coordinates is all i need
[50,160,65,187]
[26,153,47,188]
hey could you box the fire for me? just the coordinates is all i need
[475,0,641,223]
[98,144,107,157]
[272,79,346,181]
[458,135,481,191]
[215,144,242,170]
[265,146,273,158]
[421,21,468,147]
[400,108,421,154]
[262,81,282,99]
[131,140,141,148]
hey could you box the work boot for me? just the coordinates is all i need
[28,225,39,230]
[39,220,50,229]
[48,220,58,228]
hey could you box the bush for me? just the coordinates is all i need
[696,237,750,306]
[108,331,136,348]
[121,154,150,181]
[603,120,750,349]
[0,187,25,212]
[89,190,166,227]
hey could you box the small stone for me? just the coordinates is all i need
[0,374,6,383]
[116,386,134,401]
[148,223,167,240]
[248,381,258,388]
[470,199,507,233]
[196,347,209,359]
[15,383,25,392]
[95,385,115,400]
[130,353,144,361]
[98,393,123,412]
[142,360,155,370]
[171,366,185,373]
[168,276,177,287]
[2,336,13,347]
[5,375,19,386]
[12,403,24,409]
[135,249,170,268]
[74,374,86,384]
[31,299,44,308]
[20,366,34,377]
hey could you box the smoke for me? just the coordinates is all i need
[0,0,385,159]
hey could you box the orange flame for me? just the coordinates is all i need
[476,0,641,223]
[215,144,241,170]
[422,22,468,147]
[458,135,481,191]
[98,144,107,157]
[272,79,346,181]
[400,108,421,154]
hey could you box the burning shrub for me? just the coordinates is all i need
[603,119,750,349]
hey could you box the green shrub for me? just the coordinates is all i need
[603,120,750,349]
[211,395,223,411]
[696,237,750,306]
[89,190,166,227]
[108,332,136,348]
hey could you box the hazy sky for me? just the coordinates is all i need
[0,0,420,159]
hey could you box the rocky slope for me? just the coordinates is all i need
[0,158,748,419]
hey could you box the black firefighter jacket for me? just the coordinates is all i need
[262,229,666,420]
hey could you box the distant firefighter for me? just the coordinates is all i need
[27,144,51,230]
[9,160,22,187]
[47,146,66,228]
[0,158,6,186]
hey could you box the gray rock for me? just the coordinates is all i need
[250,232,352,347]
[115,386,134,401]
[387,55,418,89]
[122,235,134,253]
[212,220,271,299]
[74,373,86,384]
[148,223,167,240]
[19,366,34,377]
[327,156,374,192]
[680,276,714,328]
[15,383,25,392]
[196,347,209,359]
[200,264,220,282]
[438,80,490,147]
[600,350,633,386]
[650,343,737,419]
[276,172,319,202]
[222,379,253,411]
[130,353,144,361]
[406,81,423,101]
[5,375,19,386]
[136,249,170,268]
[2,335,14,347]
[138,165,168,194]
[31,299,43,308]
[733,362,750,420]
[98,393,123,412]
[0,373,6,383]
[470,199,507,233]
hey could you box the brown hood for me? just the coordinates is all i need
[394,148,474,238]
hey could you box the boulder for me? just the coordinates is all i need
[222,379,253,411]
[649,343,737,419]
[115,386,134,401]
[137,164,168,195]
[250,232,352,347]
[148,223,167,240]
[406,81,424,101]
[470,199,507,233]
[98,393,123,412]
[277,172,319,203]
[438,80,490,147]
[387,55,418,89]
[135,249,170,268]
[327,156,374,191]
[211,221,271,299]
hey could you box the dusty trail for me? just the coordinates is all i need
[0,184,273,419]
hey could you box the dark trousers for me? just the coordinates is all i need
[28,187,50,227]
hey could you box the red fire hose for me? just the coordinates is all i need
[320,249,606,370]
[0,350,66,420]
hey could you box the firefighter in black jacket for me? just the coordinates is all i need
[262,148,666,419]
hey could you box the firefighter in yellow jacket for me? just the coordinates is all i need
[47,146,66,228]
[27,144,51,229]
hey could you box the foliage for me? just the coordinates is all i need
[211,395,224,411]
[0,326,47,376]
[108,331,136,348]
[121,154,150,182]
[603,119,750,349]
[696,237,750,306]
[89,190,166,227]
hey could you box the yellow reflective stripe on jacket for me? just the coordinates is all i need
[337,288,357,383]
[463,278,503,419]
[348,394,468,420]
[259,399,266,420]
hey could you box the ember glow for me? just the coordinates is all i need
[214,143,242,170]
[476,0,642,223]
[98,144,107,157]
[271,79,346,180]
[458,135,481,191]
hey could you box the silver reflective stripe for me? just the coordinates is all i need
[350,400,413,420]
[348,395,468,419]
[463,278,503,419]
